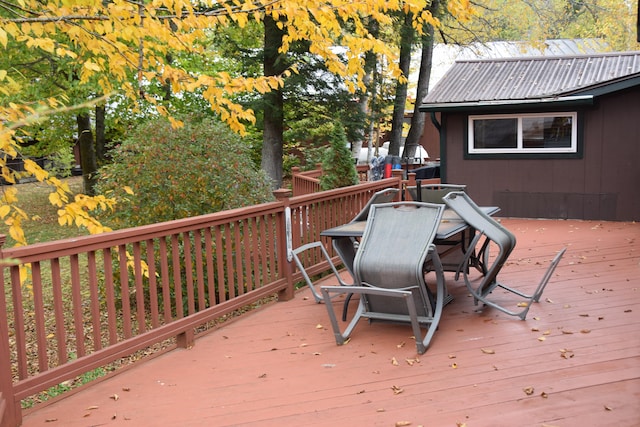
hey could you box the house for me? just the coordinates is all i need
[418,51,640,221]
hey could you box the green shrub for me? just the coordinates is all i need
[320,124,358,190]
[96,115,274,228]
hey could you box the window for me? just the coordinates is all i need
[469,112,577,154]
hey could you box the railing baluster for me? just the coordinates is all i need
[204,228,215,306]
[183,232,195,315]
[118,245,132,338]
[31,262,48,372]
[171,234,183,319]
[10,266,27,379]
[87,251,102,351]
[132,242,146,334]
[158,237,172,322]
[69,254,85,357]
[194,230,206,311]
[146,239,160,329]
[102,247,118,345]
[214,225,225,304]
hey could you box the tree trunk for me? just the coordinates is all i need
[388,12,414,157]
[261,15,286,189]
[403,10,436,161]
[95,104,106,164]
[77,112,98,195]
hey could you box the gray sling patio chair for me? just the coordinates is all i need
[320,202,446,354]
[443,191,566,320]
[350,188,400,223]
[292,187,400,305]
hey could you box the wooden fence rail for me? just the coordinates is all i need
[0,177,402,426]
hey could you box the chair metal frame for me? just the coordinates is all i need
[443,191,566,320]
[321,201,446,354]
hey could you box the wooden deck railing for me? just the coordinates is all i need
[0,177,402,426]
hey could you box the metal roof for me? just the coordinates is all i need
[421,51,640,107]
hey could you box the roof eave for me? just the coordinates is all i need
[419,95,595,113]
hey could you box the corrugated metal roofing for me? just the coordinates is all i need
[422,51,640,104]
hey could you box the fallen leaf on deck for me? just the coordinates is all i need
[541,391,549,398]
[45,418,58,422]
[357,389,365,394]
[405,358,420,366]
[545,298,554,303]
[448,354,457,359]
[451,363,458,369]
[537,336,546,342]
[397,341,406,348]
[580,329,591,334]
[316,324,323,329]
[86,406,99,410]
[517,302,529,307]
[312,352,321,356]
[122,387,130,392]
[299,343,308,347]
[258,373,267,378]
[391,385,404,395]
[531,327,540,332]
[523,386,535,395]
[481,348,495,354]
[560,349,574,359]
[376,408,385,412]
[110,394,119,401]
[395,421,411,426]
[543,330,551,335]
[391,357,399,366]
[604,405,613,411]
[561,330,574,334]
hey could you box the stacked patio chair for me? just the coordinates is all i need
[321,202,446,354]
[443,191,566,320]
[292,187,399,307]
[406,183,467,204]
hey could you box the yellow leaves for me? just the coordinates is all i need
[123,186,134,195]
[0,205,10,219]
[0,28,7,48]
[83,60,101,72]
[23,159,49,182]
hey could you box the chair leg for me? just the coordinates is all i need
[342,292,355,321]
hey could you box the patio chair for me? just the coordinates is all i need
[350,188,400,223]
[293,188,400,319]
[442,191,566,320]
[321,202,446,354]
[406,182,466,203]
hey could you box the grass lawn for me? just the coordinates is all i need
[1,176,88,246]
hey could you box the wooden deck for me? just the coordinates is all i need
[21,219,640,427]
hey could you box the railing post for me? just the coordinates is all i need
[273,189,295,301]
[0,235,22,427]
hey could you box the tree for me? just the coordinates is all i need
[320,124,359,190]
[1,0,468,245]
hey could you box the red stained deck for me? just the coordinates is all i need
[22,219,640,427]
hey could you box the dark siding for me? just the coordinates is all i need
[442,86,640,221]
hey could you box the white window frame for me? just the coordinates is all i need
[468,112,578,154]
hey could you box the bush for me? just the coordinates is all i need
[96,115,274,228]
[320,124,358,190]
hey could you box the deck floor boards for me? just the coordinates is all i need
[21,219,640,427]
